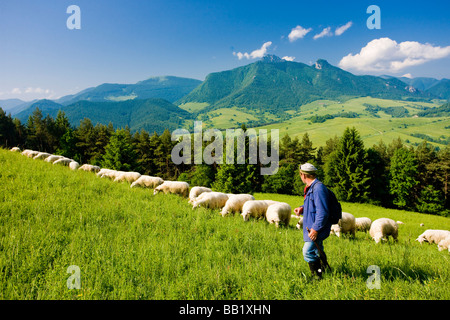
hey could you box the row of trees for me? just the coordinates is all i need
[1,107,449,216]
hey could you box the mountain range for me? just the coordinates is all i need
[1,55,449,134]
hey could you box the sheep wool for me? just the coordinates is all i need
[265,202,291,228]
[78,164,101,173]
[355,217,372,233]
[369,218,399,244]
[45,155,65,163]
[437,236,450,252]
[241,200,279,221]
[153,181,189,198]
[53,158,73,166]
[330,212,356,237]
[114,172,141,183]
[188,186,213,203]
[221,194,255,217]
[191,191,230,209]
[130,175,164,188]
[69,161,80,170]
[33,152,51,160]
[10,147,21,152]
[416,229,450,245]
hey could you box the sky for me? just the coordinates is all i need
[1,0,450,101]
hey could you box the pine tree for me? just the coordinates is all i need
[324,127,370,202]
[389,147,419,210]
[101,128,138,171]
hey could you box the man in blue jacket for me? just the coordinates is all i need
[294,163,332,279]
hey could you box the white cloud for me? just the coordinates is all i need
[288,25,312,42]
[282,56,295,61]
[11,88,22,94]
[338,37,450,73]
[401,73,413,79]
[313,27,332,40]
[335,21,353,36]
[233,41,272,60]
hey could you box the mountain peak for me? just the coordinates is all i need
[314,59,331,70]
[260,54,284,63]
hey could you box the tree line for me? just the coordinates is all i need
[1,106,449,216]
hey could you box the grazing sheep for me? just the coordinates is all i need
[241,200,279,221]
[153,181,189,198]
[78,164,101,173]
[96,168,114,177]
[69,161,80,170]
[191,191,230,209]
[437,237,450,252]
[100,170,126,180]
[21,149,33,157]
[330,212,356,237]
[25,150,39,158]
[416,229,450,245]
[45,155,65,163]
[130,175,164,188]
[355,217,372,233]
[113,172,141,183]
[396,221,404,225]
[10,147,21,152]
[220,194,255,217]
[33,152,51,160]
[265,202,291,228]
[369,218,399,244]
[188,186,213,204]
[53,158,74,166]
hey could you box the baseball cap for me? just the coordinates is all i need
[299,163,318,173]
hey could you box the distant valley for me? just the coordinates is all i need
[1,56,449,146]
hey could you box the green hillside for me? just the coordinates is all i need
[1,149,449,300]
[178,55,429,115]
[16,98,192,134]
[57,76,202,105]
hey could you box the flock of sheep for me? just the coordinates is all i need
[11,147,450,253]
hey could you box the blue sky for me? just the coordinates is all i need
[1,0,450,101]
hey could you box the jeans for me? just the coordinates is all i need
[302,240,326,263]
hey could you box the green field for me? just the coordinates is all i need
[1,149,449,300]
[185,97,449,148]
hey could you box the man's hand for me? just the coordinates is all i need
[308,228,318,241]
[294,206,303,217]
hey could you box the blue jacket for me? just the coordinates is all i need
[302,179,332,242]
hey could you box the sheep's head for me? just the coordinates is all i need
[241,211,250,221]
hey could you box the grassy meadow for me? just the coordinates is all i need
[0,148,449,300]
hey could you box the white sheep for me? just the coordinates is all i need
[113,172,141,183]
[191,191,230,209]
[25,150,39,158]
[265,202,291,228]
[416,229,450,245]
[437,237,450,252]
[188,186,213,203]
[33,152,51,160]
[101,170,126,180]
[69,161,80,170]
[355,217,372,233]
[220,194,255,217]
[153,181,189,198]
[330,212,356,237]
[53,158,73,166]
[78,164,101,173]
[21,149,33,157]
[241,200,279,221]
[10,147,21,152]
[130,175,164,188]
[369,218,399,244]
[45,155,65,163]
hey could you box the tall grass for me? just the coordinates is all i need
[0,149,449,299]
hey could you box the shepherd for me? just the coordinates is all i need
[294,163,333,280]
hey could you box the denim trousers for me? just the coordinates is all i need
[302,240,326,263]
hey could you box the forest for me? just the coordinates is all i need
[1,106,448,216]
